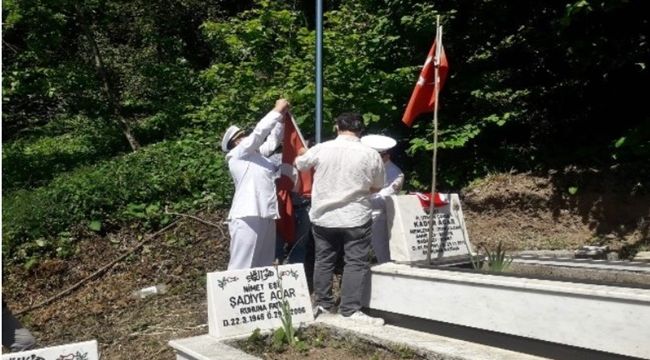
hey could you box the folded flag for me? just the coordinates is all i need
[413,192,449,210]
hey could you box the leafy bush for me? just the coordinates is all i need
[2,135,233,261]
[2,115,127,190]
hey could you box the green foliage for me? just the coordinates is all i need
[88,220,102,232]
[193,1,442,137]
[2,115,127,190]
[272,264,300,349]
[3,0,650,265]
[2,135,233,262]
[482,241,513,273]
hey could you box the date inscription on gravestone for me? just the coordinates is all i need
[207,264,313,338]
[386,194,473,263]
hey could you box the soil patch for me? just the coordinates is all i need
[462,170,649,256]
[3,210,231,359]
[234,325,424,360]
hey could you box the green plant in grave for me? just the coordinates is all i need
[270,264,308,352]
[482,241,513,272]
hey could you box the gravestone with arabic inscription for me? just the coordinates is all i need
[207,264,313,338]
[386,194,474,263]
[2,340,98,360]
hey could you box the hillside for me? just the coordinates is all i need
[3,171,648,358]
[464,169,649,256]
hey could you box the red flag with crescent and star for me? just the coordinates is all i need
[276,115,312,244]
[402,40,449,127]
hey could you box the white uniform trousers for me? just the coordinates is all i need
[370,210,391,263]
[227,217,276,270]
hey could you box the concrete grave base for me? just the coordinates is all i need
[169,334,257,360]
[365,262,650,359]
[169,317,548,360]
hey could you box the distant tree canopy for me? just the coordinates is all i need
[2,0,649,260]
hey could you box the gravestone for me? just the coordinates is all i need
[386,194,473,263]
[2,340,98,360]
[207,264,313,338]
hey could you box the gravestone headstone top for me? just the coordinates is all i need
[386,194,473,264]
[207,264,313,338]
[1,340,98,360]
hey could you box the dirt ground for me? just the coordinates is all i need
[2,171,648,358]
[463,170,649,255]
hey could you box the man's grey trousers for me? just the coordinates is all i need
[312,220,372,316]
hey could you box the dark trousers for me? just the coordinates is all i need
[275,194,315,292]
[312,220,372,316]
[2,303,36,352]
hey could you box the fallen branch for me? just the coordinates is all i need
[16,220,181,316]
[128,323,208,337]
[164,206,229,240]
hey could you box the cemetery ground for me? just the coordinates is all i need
[3,170,649,359]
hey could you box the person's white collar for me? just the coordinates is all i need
[336,134,360,141]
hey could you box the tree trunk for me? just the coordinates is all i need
[75,4,140,151]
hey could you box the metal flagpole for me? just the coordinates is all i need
[315,0,323,144]
[426,16,443,265]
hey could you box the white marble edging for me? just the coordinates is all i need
[367,263,650,359]
[371,263,650,303]
[169,334,257,360]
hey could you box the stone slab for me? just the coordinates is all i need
[316,315,547,360]
[169,320,548,360]
[207,264,313,338]
[634,251,650,262]
[367,262,650,359]
[386,194,473,263]
[2,340,98,360]
[513,256,650,273]
[169,334,257,360]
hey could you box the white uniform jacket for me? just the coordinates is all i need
[370,160,404,210]
[226,110,284,220]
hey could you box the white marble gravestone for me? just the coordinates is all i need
[2,340,98,360]
[386,194,473,263]
[207,264,313,338]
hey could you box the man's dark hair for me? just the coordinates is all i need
[335,112,365,133]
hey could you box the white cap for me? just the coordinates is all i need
[361,134,397,152]
[221,125,244,152]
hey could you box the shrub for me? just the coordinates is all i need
[2,115,127,190]
[2,135,233,262]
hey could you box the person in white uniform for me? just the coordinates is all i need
[221,99,290,270]
[360,135,404,263]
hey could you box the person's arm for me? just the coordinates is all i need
[369,153,386,194]
[379,172,404,197]
[295,146,317,171]
[231,99,289,158]
[259,116,285,157]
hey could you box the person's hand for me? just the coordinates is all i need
[274,98,290,114]
[297,147,307,156]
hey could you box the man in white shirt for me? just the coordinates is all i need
[361,135,405,264]
[221,99,289,270]
[295,112,385,325]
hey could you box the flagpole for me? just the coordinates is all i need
[315,0,323,144]
[426,16,443,265]
[288,113,308,148]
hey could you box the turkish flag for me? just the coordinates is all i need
[413,192,449,209]
[277,115,312,244]
[402,40,449,127]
